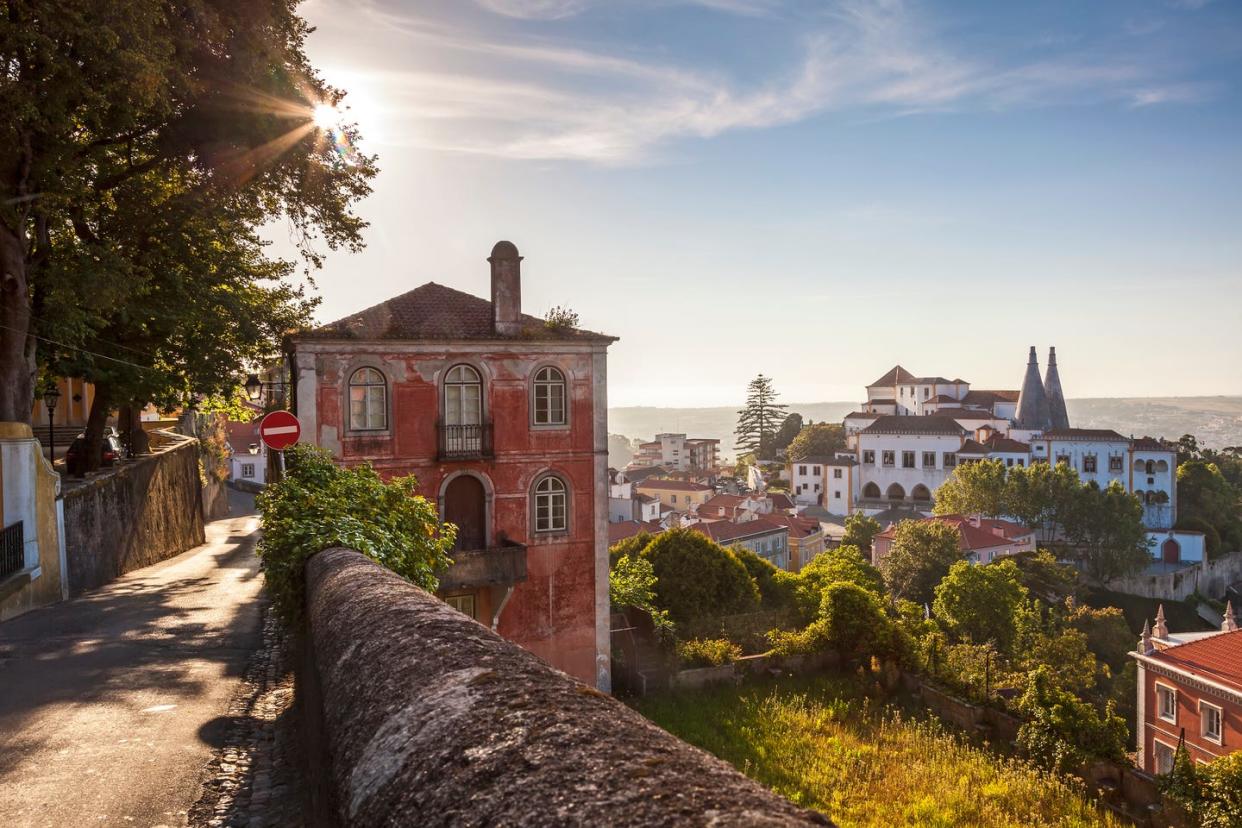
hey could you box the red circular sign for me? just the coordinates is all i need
[259,410,301,451]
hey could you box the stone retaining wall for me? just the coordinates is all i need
[302,548,831,827]
[62,432,205,595]
[1105,552,1242,602]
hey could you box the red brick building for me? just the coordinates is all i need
[1132,604,1241,774]
[288,241,616,689]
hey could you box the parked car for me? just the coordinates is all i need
[64,433,124,473]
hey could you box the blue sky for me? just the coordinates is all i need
[281,0,1242,406]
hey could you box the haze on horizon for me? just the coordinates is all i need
[277,0,1242,407]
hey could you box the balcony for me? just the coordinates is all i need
[437,541,528,591]
[437,422,494,461]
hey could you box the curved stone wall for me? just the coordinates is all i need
[304,548,830,827]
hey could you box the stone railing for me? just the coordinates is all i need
[301,548,831,827]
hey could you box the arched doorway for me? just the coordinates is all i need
[886,483,906,502]
[863,482,881,500]
[1161,538,1179,564]
[911,484,931,502]
[444,475,487,550]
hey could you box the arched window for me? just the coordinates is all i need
[348,367,387,431]
[532,366,567,425]
[1145,460,1156,475]
[911,484,931,502]
[534,475,568,532]
[444,364,483,426]
[886,483,906,501]
[863,482,881,499]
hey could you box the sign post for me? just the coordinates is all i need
[258,410,301,482]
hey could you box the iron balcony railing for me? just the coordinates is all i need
[437,540,528,592]
[1,520,25,581]
[437,421,494,461]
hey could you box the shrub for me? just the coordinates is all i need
[932,559,1027,656]
[1015,667,1127,774]
[256,445,455,623]
[793,544,885,623]
[544,305,580,330]
[733,546,798,613]
[609,531,654,567]
[639,528,760,626]
[819,581,900,663]
[878,519,964,603]
[677,637,742,668]
[609,553,673,638]
[1201,751,1242,828]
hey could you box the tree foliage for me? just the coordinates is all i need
[1062,481,1150,582]
[879,519,964,603]
[0,0,375,460]
[932,560,1028,656]
[841,512,883,552]
[1177,458,1242,555]
[1015,667,1127,775]
[734,374,788,461]
[639,528,760,626]
[256,445,453,623]
[786,422,847,462]
[773,412,803,454]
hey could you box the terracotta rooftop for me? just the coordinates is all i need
[1043,427,1129,441]
[845,411,880,420]
[608,520,664,544]
[1148,629,1242,695]
[1132,436,1176,452]
[636,479,712,492]
[944,409,1003,421]
[869,366,916,387]
[962,389,1020,405]
[226,420,262,456]
[301,282,616,343]
[792,455,857,466]
[875,515,1023,552]
[762,514,821,539]
[860,416,966,437]
[983,434,1032,453]
[692,518,789,544]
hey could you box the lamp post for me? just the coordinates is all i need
[43,384,61,468]
[244,372,288,408]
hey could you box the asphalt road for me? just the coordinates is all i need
[0,489,264,828]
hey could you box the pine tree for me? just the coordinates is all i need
[734,374,788,461]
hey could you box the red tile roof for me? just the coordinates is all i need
[1044,427,1128,441]
[860,416,966,436]
[608,520,663,544]
[1149,629,1242,695]
[692,518,789,544]
[226,420,262,455]
[1132,436,1176,452]
[845,412,880,420]
[869,366,916,387]
[763,514,821,539]
[875,515,1023,552]
[962,389,1020,405]
[303,282,615,343]
[983,434,1031,453]
[637,479,713,492]
[767,493,795,510]
[944,409,1003,420]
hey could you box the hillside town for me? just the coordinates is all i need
[2,3,1241,828]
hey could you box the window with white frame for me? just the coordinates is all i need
[444,364,483,426]
[1157,684,1177,723]
[348,367,388,431]
[902,451,915,469]
[1201,701,1223,743]
[922,451,936,468]
[1083,454,1098,473]
[1109,455,1124,473]
[1154,741,1176,775]
[944,452,957,468]
[532,366,567,425]
[445,594,476,619]
[534,475,568,532]
[241,463,255,479]
[882,450,895,467]
[863,450,875,465]
[833,468,842,479]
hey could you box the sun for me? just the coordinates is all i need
[312,103,342,130]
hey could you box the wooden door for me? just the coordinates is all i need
[445,475,487,551]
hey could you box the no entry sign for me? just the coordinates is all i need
[259,410,301,451]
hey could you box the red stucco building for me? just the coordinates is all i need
[1132,603,1241,774]
[288,241,616,689]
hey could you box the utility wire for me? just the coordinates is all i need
[0,322,162,375]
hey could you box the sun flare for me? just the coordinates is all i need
[312,103,342,129]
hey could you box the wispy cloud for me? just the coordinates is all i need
[329,0,1222,163]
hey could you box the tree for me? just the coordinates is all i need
[256,445,454,623]
[1177,460,1242,554]
[639,528,760,626]
[933,459,1009,518]
[792,544,884,623]
[932,559,1028,656]
[1062,481,1150,582]
[772,581,899,663]
[734,374,787,461]
[609,553,672,636]
[1065,601,1133,674]
[841,513,882,553]
[732,546,798,613]
[1015,667,1127,774]
[772,412,803,455]
[0,1,375,426]
[786,422,846,462]
[878,520,964,603]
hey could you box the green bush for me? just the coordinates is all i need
[732,546,798,613]
[769,582,902,664]
[677,637,742,668]
[639,528,760,626]
[1015,667,1127,774]
[256,445,455,623]
[793,544,885,623]
[609,531,654,567]
[609,553,673,638]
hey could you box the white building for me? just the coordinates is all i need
[838,349,1191,561]
[790,455,858,512]
[227,420,267,486]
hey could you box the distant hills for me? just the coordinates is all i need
[609,396,1242,463]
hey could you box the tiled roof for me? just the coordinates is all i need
[860,416,966,437]
[984,435,1031,453]
[963,389,1020,405]
[867,398,896,405]
[1043,427,1129,442]
[793,455,857,466]
[845,412,880,420]
[912,376,955,384]
[608,520,664,544]
[763,514,821,539]
[928,394,960,404]
[957,439,988,455]
[1148,629,1242,695]
[226,420,262,455]
[622,466,667,483]
[1133,436,1176,452]
[302,282,615,343]
[692,518,789,544]
[935,514,1032,541]
[635,493,658,504]
[637,479,712,492]
[875,515,1022,552]
[869,366,915,387]
[944,409,1003,421]
[767,493,795,510]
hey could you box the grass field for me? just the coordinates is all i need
[635,675,1121,828]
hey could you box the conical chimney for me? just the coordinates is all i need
[1016,346,1051,430]
[1043,347,1069,430]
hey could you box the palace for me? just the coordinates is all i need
[789,348,1202,563]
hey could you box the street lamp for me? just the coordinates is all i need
[244,373,263,401]
[43,383,61,468]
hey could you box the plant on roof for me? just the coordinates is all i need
[544,305,580,330]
